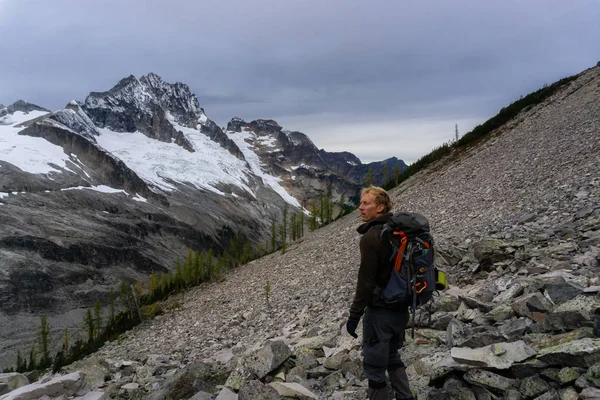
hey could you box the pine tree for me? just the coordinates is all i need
[242,243,251,264]
[280,222,287,254]
[299,212,305,238]
[319,194,325,224]
[309,199,319,231]
[27,344,37,371]
[84,309,94,343]
[270,220,276,252]
[16,350,24,372]
[282,207,288,248]
[198,252,206,282]
[93,300,102,340]
[364,167,374,186]
[291,213,296,241]
[193,251,201,284]
[62,328,70,359]
[382,164,388,186]
[119,280,132,314]
[134,281,143,304]
[338,193,346,219]
[174,257,182,290]
[207,249,214,281]
[38,315,51,368]
[394,165,401,185]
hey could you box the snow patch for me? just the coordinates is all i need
[0,192,9,198]
[96,125,254,196]
[257,135,278,147]
[291,164,310,170]
[0,111,78,174]
[61,185,126,194]
[132,194,147,202]
[227,129,300,207]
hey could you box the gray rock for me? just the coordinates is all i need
[0,371,88,400]
[268,382,318,399]
[579,387,600,399]
[323,350,349,370]
[244,340,291,379]
[499,318,533,339]
[518,374,550,398]
[73,392,109,400]
[459,295,494,312]
[537,338,600,368]
[546,295,599,325]
[426,376,476,400]
[557,387,578,400]
[188,392,213,400]
[492,281,527,304]
[0,374,28,395]
[238,380,280,400]
[463,368,515,395]
[451,340,537,369]
[215,387,238,400]
[146,362,219,400]
[486,303,516,322]
[532,389,559,400]
[435,295,462,312]
[446,318,471,348]
[511,292,554,319]
[543,277,584,303]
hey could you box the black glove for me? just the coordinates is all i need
[346,316,360,338]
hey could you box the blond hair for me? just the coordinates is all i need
[361,185,392,214]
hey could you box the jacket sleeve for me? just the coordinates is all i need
[349,229,380,320]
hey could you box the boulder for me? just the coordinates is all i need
[0,374,28,395]
[244,341,291,379]
[511,292,554,319]
[543,276,584,303]
[146,362,219,400]
[463,369,516,395]
[451,340,536,369]
[537,338,600,368]
[0,371,88,400]
[238,380,280,400]
[518,374,551,398]
[215,387,238,400]
[268,382,318,400]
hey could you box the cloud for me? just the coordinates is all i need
[0,0,599,162]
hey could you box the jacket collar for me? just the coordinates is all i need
[357,212,393,234]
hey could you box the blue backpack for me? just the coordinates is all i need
[377,212,442,336]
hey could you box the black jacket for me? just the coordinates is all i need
[349,213,399,319]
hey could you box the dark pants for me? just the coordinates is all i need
[363,306,413,399]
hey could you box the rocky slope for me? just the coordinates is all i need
[3,64,597,398]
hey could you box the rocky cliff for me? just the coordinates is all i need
[3,64,597,398]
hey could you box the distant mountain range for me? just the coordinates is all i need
[0,73,407,321]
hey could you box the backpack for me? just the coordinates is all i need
[376,212,445,337]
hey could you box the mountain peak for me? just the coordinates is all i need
[84,73,206,130]
[0,100,49,119]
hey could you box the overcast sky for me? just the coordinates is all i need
[1,0,598,163]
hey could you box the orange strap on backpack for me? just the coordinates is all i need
[392,231,408,272]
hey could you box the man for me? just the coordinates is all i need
[346,186,414,400]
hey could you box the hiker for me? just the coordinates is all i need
[346,185,414,400]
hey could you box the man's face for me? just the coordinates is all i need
[359,192,384,222]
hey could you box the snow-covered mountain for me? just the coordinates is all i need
[0,74,406,340]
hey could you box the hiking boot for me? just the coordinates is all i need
[389,367,412,399]
[368,380,391,400]
[367,386,392,400]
